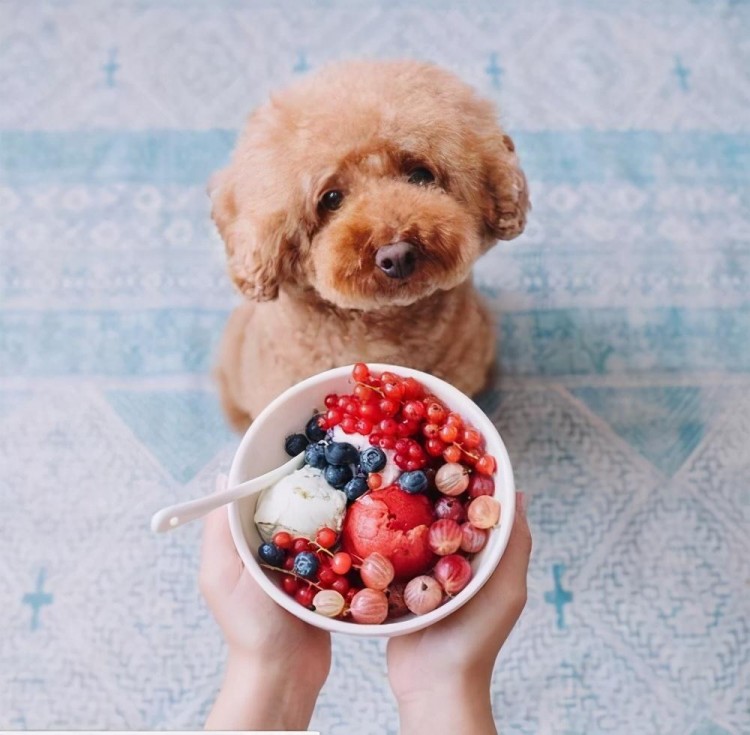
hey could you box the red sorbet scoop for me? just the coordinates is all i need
[342,485,436,579]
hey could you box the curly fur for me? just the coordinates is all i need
[211,60,529,431]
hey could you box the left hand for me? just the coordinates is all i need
[200,476,331,729]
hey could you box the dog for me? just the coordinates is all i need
[209,60,529,432]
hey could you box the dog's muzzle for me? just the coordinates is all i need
[375,241,417,279]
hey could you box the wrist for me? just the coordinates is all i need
[205,648,324,731]
[393,670,496,735]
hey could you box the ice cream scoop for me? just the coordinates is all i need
[254,466,348,542]
[342,485,436,578]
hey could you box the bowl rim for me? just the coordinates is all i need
[227,363,515,637]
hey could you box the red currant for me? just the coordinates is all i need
[316,527,338,549]
[295,586,315,608]
[317,550,331,565]
[395,438,411,453]
[341,416,357,434]
[461,449,478,467]
[283,556,295,571]
[293,538,311,554]
[355,418,373,435]
[379,399,399,417]
[394,452,408,469]
[358,402,380,421]
[352,362,370,382]
[443,445,462,463]
[439,424,459,443]
[379,435,396,450]
[325,408,343,426]
[319,567,336,587]
[324,393,339,408]
[426,401,446,424]
[337,396,349,409]
[422,423,440,439]
[379,418,398,436]
[332,576,350,596]
[405,459,423,471]
[272,531,293,550]
[402,400,426,421]
[425,437,447,457]
[345,588,359,604]
[407,443,424,459]
[369,432,383,446]
[476,453,497,475]
[383,381,405,401]
[396,418,419,437]
[445,412,463,428]
[331,551,353,575]
[354,383,375,402]
[462,427,482,449]
[402,377,424,400]
[281,575,299,595]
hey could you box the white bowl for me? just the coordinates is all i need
[228,364,515,637]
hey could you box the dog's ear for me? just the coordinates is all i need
[208,167,291,302]
[481,132,530,242]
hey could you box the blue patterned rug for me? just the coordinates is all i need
[1,2,748,733]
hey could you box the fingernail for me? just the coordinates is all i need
[516,490,527,516]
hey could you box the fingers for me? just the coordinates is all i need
[482,491,532,620]
[199,474,243,600]
[499,492,532,579]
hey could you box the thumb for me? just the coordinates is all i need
[481,491,532,618]
[199,473,243,600]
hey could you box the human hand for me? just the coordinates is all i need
[200,476,331,730]
[387,492,532,735]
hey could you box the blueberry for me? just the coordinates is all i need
[325,441,359,466]
[324,463,353,489]
[284,432,309,457]
[398,470,429,494]
[359,446,387,473]
[304,441,328,469]
[293,551,319,579]
[344,476,369,502]
[258,542,286,568]
[305,414,327,442]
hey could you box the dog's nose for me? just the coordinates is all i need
[375,241,417,279]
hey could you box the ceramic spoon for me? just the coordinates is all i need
[150,452,305,533]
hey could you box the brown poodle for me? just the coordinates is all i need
[210,60,529,431]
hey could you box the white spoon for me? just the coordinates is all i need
[150,452,305,533]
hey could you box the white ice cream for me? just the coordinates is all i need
[254,466,347,542]
[330,427,401,486]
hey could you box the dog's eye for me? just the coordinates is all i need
[407,167,435,186]
[320,190,344,211]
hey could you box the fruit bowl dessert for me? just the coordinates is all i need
[227,363,515,637]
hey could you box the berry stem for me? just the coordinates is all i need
[355,380,384,397]
[309,540,336,557]
[260,563,325,591]
[453,441,481,462]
